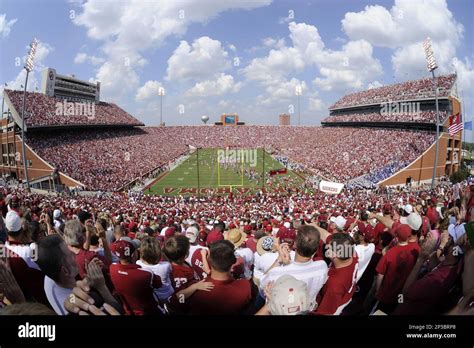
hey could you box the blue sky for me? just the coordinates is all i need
[0,0,473,136]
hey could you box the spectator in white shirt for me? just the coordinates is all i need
[260,225,328,311]
[36,235,79,315]
[136,236,174,301]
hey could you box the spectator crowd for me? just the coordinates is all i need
[322,110,448,124]
[330,74,456,110]
[0,178,472,316]
[26,126,435,191]
[5,90,142,128]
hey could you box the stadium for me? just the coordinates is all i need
[0,70,463,194]
[0,1,473,341]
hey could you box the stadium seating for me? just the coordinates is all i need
[5,90,143,127]
[27,126,435,191]
[322,110,447,124]
[329,74,456,110]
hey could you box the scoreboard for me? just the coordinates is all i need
[220,114,239,125]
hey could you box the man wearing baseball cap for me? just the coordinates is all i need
[374,224,420,314]
[3,210,49,306]
[109,240,163,315]
[256,275,311,315]
[260,225,328,312]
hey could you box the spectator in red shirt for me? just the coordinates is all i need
[163,235,214,313]
[64,220,110,279]
[374,224,420,314]
[188,240,256,314]
[109,240,163,315]
[316,233,359,315]
[3,211,49,306]
[394,231,460,315]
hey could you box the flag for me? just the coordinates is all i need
[465,121,472,130]
[448,113,463,136]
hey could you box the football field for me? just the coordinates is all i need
[147,148,306,196]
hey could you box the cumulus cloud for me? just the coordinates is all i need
[166,37,231,81]
[73,0,271,100]
[74,52,105,65]
[135,80,163,101]
[186,73,242,97]
[0,13,17,39]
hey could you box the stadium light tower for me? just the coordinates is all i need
[295,84,302,126]
[20,38,39,191]
[423,37,440,190]
[158,86,165,126]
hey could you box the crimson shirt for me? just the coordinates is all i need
[316,256,359,315]
[376,242,420,304]
[170,262,199,291]
[188,277,254,314]
[109,263,162,315]
[394,263,459,315]
[244,237,257,253]
[75,248,107,279]
[5,241,49,306]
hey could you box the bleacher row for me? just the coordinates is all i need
[329,74,456,110]
[322,110,448,124]
[5,90,143,127]
[26,126,435,191]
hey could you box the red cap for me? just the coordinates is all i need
[206,230,224,246]
[114,240,135,259]
[243,225,252,234]
[264,224,273,232]
[383,204,392,214]
[394,224,411,242]
[277,228,296,245]
[165,227,176,239]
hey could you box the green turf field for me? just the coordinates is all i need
[146,148,305,196]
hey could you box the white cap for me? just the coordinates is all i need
[403,204,413,215]
[185,226,199,243]
[334,216,347,231]
[283,222,291,229]
[400,213,422,231]
[5,211,21,232]
[53,209,61,219]
[329,216,336,223]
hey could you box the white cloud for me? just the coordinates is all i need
[308,98,326,112]
[74,52,105,65]
[166,36,231,81]
[4,41,53,92]
[228,44,237,52]
[367,80,383,89]
[135,80,163,101]
[244,21,381,97]
[313,40,383,92]
[186,73,242,97]
[342,0,463,49]
[0,14,17,39]
[73,0,271,99]
[342,0,465,79]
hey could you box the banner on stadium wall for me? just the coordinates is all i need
[269,168,287,176]
[319,180,344,194]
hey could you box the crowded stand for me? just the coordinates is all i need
[322,110,447,124]
[0,179,472,316]
[5,90,143,127]
[329,74,456,110]
[26,126,435,191]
